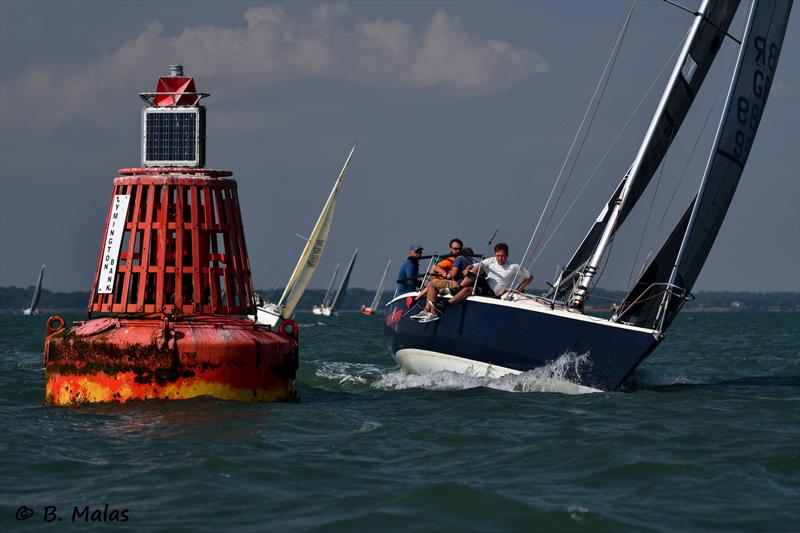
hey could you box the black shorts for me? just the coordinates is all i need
[472,278,495,297]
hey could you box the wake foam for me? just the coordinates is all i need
[374,352,600,395]
[312,353,600,394]
[314,361,385,386]
[296,321,327,327]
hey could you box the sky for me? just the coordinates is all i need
[1,0,798,295]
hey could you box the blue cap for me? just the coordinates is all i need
[409,244,423,252]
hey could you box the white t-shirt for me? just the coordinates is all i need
[479,257,531,294]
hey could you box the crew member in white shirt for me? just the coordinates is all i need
[466,242,533,297]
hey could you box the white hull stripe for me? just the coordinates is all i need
[395,348,521,378]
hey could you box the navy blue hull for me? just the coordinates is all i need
[384,297,661,391]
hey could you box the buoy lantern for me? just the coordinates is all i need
[44,66,298,404]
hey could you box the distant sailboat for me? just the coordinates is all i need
[327,249,358,316]
[255,146,356,327]
[312,263,340,316]
[23,264,45,316]
[361,259,392,316]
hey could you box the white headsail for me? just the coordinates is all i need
[275,146,356,320]
[23,264,46,315]
[321,263,341,308]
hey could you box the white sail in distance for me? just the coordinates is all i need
[23,264,46,315]
[369,259,392,310]
[277,146,357,319]
[322,263,341,307]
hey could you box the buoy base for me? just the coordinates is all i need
[44,315,298,405]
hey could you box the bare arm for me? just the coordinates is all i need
[515,275,534,292]
[500,273,533,297]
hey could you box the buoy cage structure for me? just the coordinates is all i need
[44,66,298,404]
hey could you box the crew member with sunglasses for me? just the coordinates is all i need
[411,238,465,321]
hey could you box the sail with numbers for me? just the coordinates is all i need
[618,0,793,330]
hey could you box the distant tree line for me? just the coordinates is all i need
[587,288,800,312]
[1,286,798,312]
[0,287,90,311]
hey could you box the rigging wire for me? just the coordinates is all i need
[626,122,674,289]
[654,57,738,238]
[264,237,301,303]
[526,27,690,268]
[620,56,738,299]
[527,1,637,265]
[661,0,742,44]
[619,56,737,305]
[516,0,639,282]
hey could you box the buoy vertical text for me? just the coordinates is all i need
[97,194,131,294]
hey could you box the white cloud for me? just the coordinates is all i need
[410,10,546,93]
[0,3,548,131]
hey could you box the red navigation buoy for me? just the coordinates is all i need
[44,65,298,404]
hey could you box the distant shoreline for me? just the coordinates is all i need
[2,286,798,313]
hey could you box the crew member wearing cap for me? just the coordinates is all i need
[395,244,424,296]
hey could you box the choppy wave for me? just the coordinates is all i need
[622,367,711,390]
[3,312,799,531]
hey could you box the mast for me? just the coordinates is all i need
[369,259,392,310]
[330,249,358,312]
[654,0,792,330]
[321,263,340,307]
[276,146,356,318]
[568,0,740,308]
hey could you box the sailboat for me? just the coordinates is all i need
[385,0,792,391]
[326,249,358,316]
[312,263,340,316]
[361,259,392,316]
[22,264,45,316]
[254,146,356,327]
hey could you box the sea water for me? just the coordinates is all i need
[1,312,798,531]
